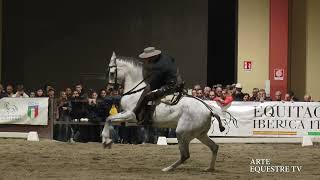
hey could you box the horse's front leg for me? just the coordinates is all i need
[101,120,113,149]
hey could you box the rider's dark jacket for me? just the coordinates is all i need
[143,54,178,95]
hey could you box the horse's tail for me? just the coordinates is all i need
[185,95,225,132]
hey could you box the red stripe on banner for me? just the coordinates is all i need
[35,106,39,118]
[269,0,289,99]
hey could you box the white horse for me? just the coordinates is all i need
[101,52,225,172]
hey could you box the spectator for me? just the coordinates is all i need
[209,90,215,100]
[111,89,121,110]
[191,89,197,97]
[105,88,113,96]
[6,84,14,97]
[88,91,98,103]
[72,90,80,98]
[87,91,104,123]
[57,91,71,119]
[111,89,120,96]
[69,90,88,142]
[215,87,223,98]
[203,86,211,100]
[86,91,102,142]
[284,93,291,101]
[283,91,298,102]
[109,89,122,143]
[29,92,36,98]
[234,83,244,101]
[65,88,72,99]
[36,88,45,97]
[230,84,237,96]
[243,93,250,101]
[196,89,204,99]
[99,89,107,99]
[47,88,55,98]
[211,85,217,93]
[214,89,233,106]
[193,84,201,91]
[118,85,124,95]
[75,83,87,98]
[258,89,272,102]
[0,84,8,99]
[12,85,29,98]
[288,91,299,101]
[44,84,54,96]
[225,85,232,91]
[249,88,259,101]
[303,94,312,102]
[274,91,282,101]
[54,91,72,142]
[227,86,235,98]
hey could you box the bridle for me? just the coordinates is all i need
[107,57,118,89]
[107,57,151,96]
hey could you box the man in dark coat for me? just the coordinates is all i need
[0,84,8,99]
[134,47,179,125]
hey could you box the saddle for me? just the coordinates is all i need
[160,81,185,105]
[160,92,184,105]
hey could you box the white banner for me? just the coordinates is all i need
[0,98,49,125]
[207,101,320,137]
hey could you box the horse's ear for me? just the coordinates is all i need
[112,51,116,59]
[110,51,116,64]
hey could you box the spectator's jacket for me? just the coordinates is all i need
[249,95,258,101]
[70,97,88,119]
[202,96,211,101]
[214,96,233,106]
[234,92,244,101]
[143,54,177,91]
[0,91,8,99]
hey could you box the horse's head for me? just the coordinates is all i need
[108,52,117,85]
[108,52,124,87]
[107,52,144,91]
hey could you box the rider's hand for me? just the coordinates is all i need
[146,91,156,100]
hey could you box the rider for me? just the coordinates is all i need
[134,47,179,125]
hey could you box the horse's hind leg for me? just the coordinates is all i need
[197,134,219,171]
[162,133,191,172]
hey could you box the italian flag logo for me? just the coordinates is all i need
[28,105,39,119]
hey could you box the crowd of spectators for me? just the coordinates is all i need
[0,82,175,144]
[189,83,317,105]
[0,82,318,143]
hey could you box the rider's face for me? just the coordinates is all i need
[143,55,158,64]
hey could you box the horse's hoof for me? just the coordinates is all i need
[162,167,174,172]
[103,141,113,149]
[203,167,215,172]
[68,138,75,144]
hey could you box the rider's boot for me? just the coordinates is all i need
[143,105,155,126]
[137,105,155,126]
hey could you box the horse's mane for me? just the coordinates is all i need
[116,56,142,68]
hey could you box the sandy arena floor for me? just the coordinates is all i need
[0,139,319,180]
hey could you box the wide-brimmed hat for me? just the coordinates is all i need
[139,47,161,59]
[235,83,242,89]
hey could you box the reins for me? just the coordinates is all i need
[121,74,152,96]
